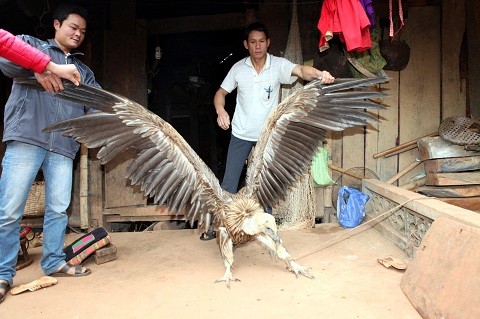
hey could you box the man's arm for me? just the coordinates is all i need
[292,65,335,83]
[0,29,80,92]
[214,87,230,130]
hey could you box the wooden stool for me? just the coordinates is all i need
[16,238,33,270]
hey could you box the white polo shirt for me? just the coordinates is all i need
[220,54,298,141]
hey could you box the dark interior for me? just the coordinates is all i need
[0,0,262,178]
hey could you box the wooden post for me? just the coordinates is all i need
[79,145,89,229]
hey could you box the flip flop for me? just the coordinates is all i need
[51,263,91,277]
[377,256,408,270]
[0,281,10,304]
[11,276,58,295]
[199,230,216,241]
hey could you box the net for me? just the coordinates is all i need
[276,0,316,230]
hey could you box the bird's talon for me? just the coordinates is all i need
[214,276,241,288]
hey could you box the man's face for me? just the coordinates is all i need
[243,30,270,60]
[53,13,87,53]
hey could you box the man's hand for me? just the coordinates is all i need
[317,70,335,84]
[217,108,230,130]
[44,62,81,86]
[34,71,65,93]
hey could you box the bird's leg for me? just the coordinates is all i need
[257,227,314,279]
[214,227,241,288]
[204,212,211,233]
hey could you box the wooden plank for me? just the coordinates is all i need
[363,178,480,227]
[418,185,480,197]
[423,156,480,173]
[426,171,480,186]
[342,126,364,177]
[326,130,343,185]
[401,217,480,319]
[104,149,146,208]
[442,0,467,120]
[417,136,480,160]
[438,197,480,211]
[104,204,180,216]
[372,72,399,182]
[398,6,441,185]
[103,29,148,209]
[105,215,183,224]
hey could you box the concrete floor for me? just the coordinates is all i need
[3,224,421,318]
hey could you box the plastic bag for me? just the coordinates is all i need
[336,186,370,228]
[311,147,334,186]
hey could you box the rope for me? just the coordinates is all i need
[295,197,436,261]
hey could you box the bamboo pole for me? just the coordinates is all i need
[386,160,422,184]
[384,144,418,158]
[328,164,365,180]
[373,132,438,159]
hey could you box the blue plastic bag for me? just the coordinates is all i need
[336,186,370,228]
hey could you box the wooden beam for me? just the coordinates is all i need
[104,204,185,218]
[147,12,246,35]
[105,215,183,223]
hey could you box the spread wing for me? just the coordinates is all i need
[16,78,229,222]
[244,77,388,209]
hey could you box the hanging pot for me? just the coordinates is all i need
[379,16,410,71]
[379,38,410,71]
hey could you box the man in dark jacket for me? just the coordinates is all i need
[0,3,99,303]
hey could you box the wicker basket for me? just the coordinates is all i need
[24,181,45,217]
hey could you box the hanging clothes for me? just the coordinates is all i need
[317,0,372,53]
[359,0,376,27]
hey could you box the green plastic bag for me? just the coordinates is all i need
[311,147,334,187]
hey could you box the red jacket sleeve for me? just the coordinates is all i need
[0,29,51,73]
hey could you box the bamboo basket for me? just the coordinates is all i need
[24,181,45,217]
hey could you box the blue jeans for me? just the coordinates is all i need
[0,141,73,285]
[221,135,255,193]
[221,135,272,214]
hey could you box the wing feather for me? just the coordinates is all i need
[15,79,229,223]
[244,76,388,209]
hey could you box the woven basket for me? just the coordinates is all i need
[24,181,45,217]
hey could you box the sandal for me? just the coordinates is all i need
[51,263,91,277]
[0,280,10,304]
[11,276,58,295]
[199,230,216,241]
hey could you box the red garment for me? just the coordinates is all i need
[0,29,51,73]
[317,0,372,52]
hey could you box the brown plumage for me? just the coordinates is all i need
[18,76,387,287]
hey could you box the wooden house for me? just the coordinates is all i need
[0,0,477,230]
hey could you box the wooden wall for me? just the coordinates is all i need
[327,2,469,188]
[55,1,475,227]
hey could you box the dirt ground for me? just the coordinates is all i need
[3,223,421,318]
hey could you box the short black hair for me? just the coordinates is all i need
[53,3,89,26]
[244,22,269,41]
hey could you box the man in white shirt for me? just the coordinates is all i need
[200,22,334,240]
